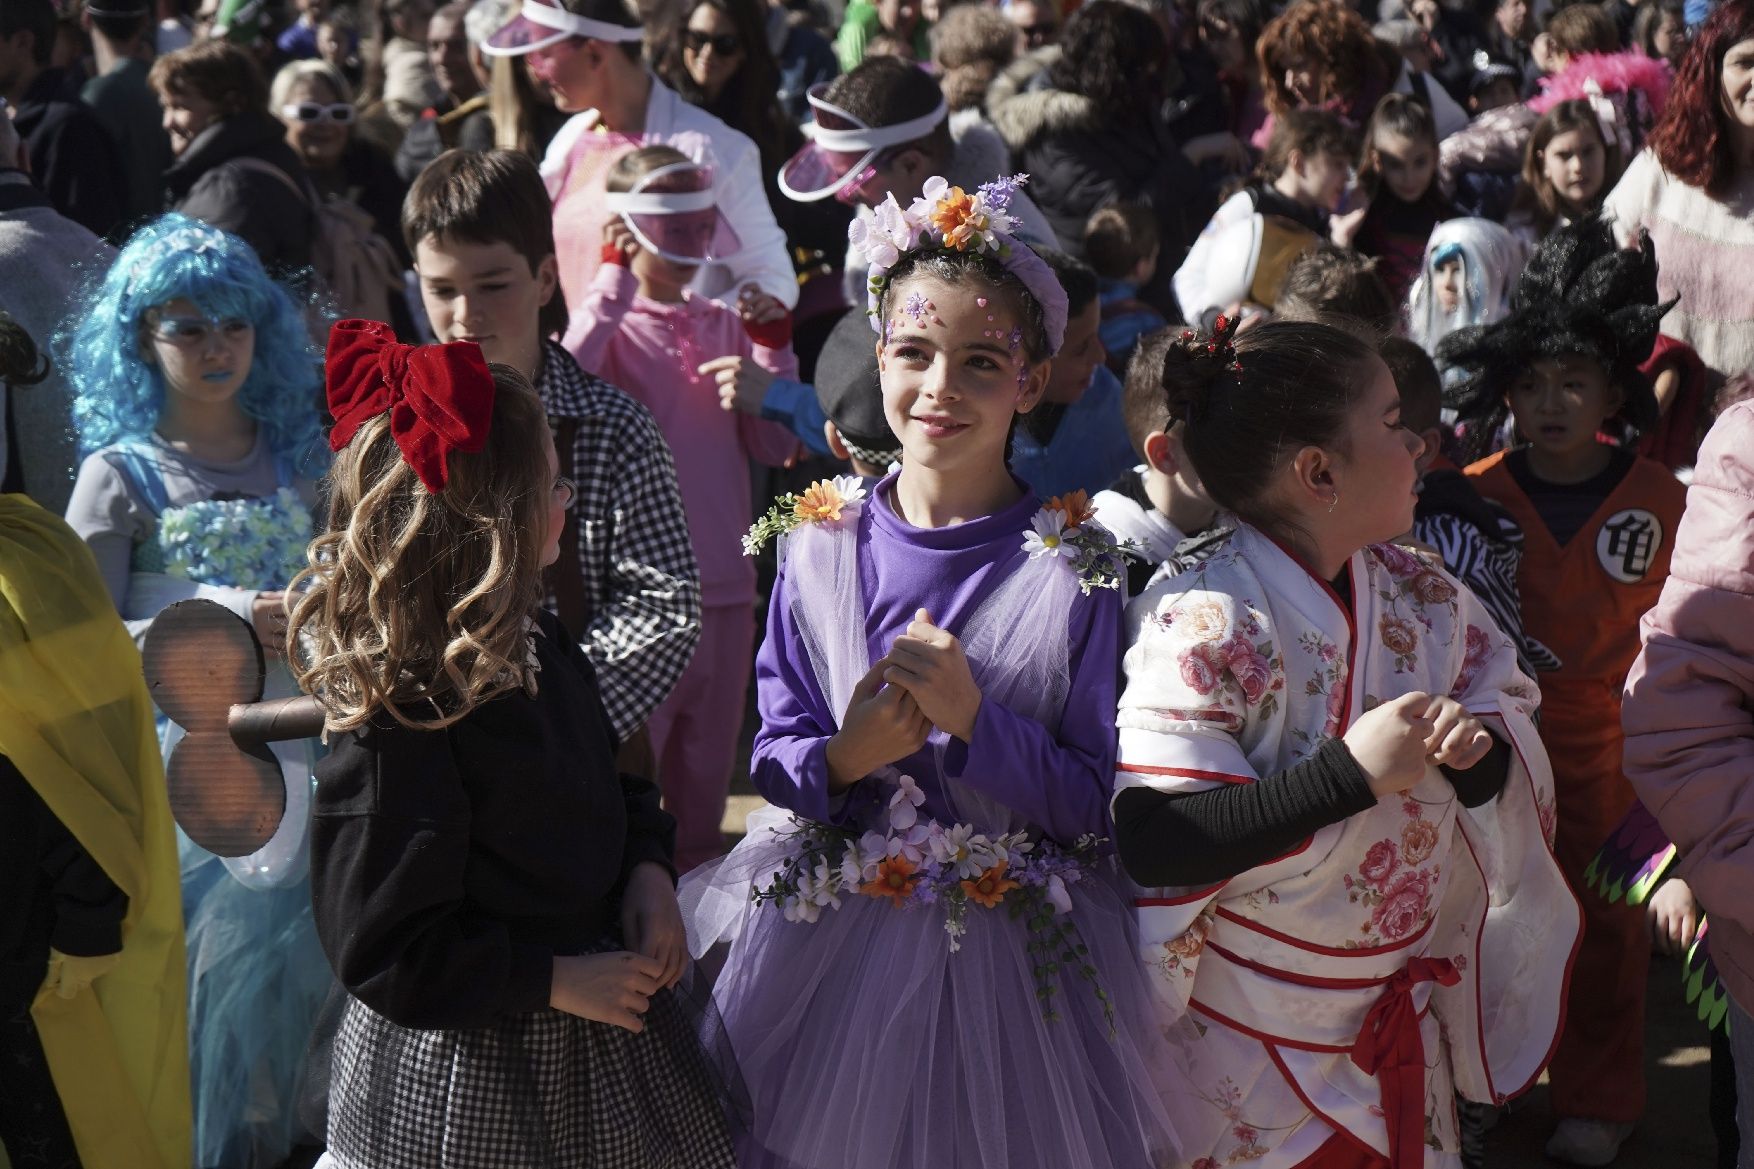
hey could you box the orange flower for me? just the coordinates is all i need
[929,186,989,250]
[960,861,1020,909]
[861,855,921,907]
[1046,489,1095,530]
[793,479,848,525]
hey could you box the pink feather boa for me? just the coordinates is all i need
[1528,50,1673,115]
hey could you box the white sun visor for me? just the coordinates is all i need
[778,84,949,203]
[482,0,645,57]
[604,162,741,264]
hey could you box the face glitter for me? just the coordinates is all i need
[903,291,929,323]
[976,296,988,308]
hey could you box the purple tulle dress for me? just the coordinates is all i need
[682,481,1184,1169]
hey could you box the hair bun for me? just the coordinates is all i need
[1162,315,1242,425]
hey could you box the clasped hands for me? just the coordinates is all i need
[825,609,981,791]
[1342,690,1496,799]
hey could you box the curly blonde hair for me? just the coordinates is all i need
[289,365,553,733]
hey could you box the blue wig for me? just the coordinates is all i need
[64,214,327,470]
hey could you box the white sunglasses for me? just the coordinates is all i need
[281,101,356,124]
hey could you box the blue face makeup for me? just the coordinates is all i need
[148,314,254,349]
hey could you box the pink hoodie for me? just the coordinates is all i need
[1623,400,1754,1013]
[564,263,801,608]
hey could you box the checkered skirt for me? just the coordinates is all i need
[324,971,738,1169]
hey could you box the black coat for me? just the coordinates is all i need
[990,80,1212,293]
[14,67,126,239]
[163,109,319,273]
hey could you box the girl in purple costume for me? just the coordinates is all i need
[682,177,1185,1169]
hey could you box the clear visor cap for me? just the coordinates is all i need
[604,161,742,264]
[778,84,948,203]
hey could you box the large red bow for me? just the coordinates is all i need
[325,319,495,492]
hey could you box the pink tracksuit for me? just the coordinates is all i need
[565,262,800,872]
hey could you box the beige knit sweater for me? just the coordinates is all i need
[1604,149,1754,380]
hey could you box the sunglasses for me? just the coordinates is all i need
[683,29,742,54]
[147,315,254,348]
[282,101,356,124]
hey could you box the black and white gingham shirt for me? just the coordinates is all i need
[536,341,702,738]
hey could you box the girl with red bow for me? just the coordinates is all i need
[291,320,739,1169]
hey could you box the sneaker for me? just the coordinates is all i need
[1546,1118,1636,1166]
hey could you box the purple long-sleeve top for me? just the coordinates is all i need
[750,475,1122,845]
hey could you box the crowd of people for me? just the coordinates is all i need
[3,0,1754,1164]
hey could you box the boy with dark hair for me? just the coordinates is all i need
[1010,247,1136,497]
[1084,202,1168,377]
[402,148,702,755]
[79,0,172,235]
[1380,336,1547,676]
[1091,325,1217,596]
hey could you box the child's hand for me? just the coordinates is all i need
[601,219,638,264]
[43,948,121,999]
[737,286,787,325]
[1647,877,1702,956]
[884,609,983,743]
[619,861,686,989]
[1419,694,1494,770]
[550,951,665,1033]
[1343,691,1436,798]
[252,590,287,657]
[1329,203,1367,248]
[826,658,932,791]
[698,355,775,413]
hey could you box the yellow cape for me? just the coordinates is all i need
[0,495,190,1169]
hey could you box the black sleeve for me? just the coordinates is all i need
[1441,731,1511,808]
[544,611,678,885]
[40,816,129,957]
[617,774,678,886]
[1114,738,1378,887]
[3,755,129,957]
[310,722,554,1030]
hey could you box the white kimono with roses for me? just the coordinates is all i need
[1115,523,1578,1169]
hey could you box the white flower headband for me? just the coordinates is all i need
[851,174,1068,354]
[123,224,232,296]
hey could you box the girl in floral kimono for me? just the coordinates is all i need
[61,214,332,1169]
[681,175,1186,1169]
[1113,317,1579,1169]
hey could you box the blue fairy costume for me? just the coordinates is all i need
[60,215,333,1169]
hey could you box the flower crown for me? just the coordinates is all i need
[123,223,233,295]
[851,174,1068,354]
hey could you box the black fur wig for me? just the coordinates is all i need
[1437,213,1676,460]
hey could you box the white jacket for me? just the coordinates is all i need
[542,74,798,308]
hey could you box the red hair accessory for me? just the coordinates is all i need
[325,319,495,492]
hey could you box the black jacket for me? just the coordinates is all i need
[14,66,126,239]
[310,610,676,1031]
[990,79,1211,275]
[164,109,318,273]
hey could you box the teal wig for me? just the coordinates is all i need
[64,213,326,469]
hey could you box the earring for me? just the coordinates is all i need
[1327,491,1341,514]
